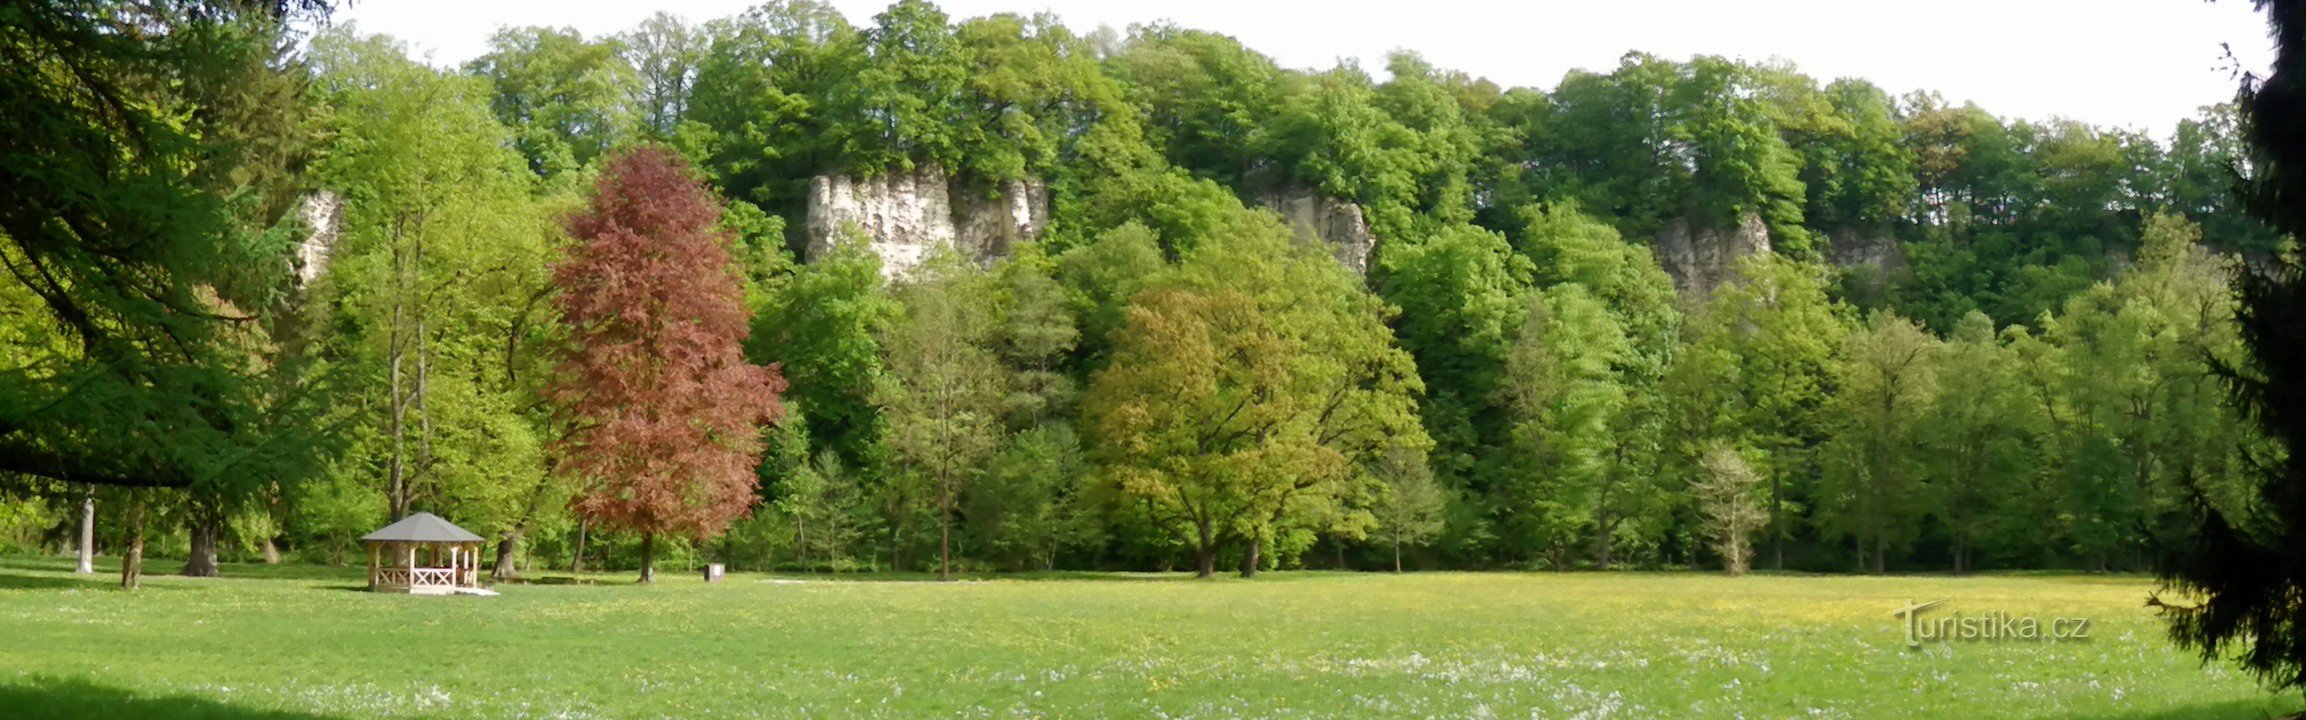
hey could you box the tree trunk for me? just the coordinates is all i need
[492,528,522,583]
[180,497,220,578]
[571,516,590,574]
[75,485,94,575]
[120,491,146,590]
[638,532,656,584]
[1193,522,1217,579]
[1870,537,1887,575]
[1770,473,1785,570]
[1393,539,1403,573]
[794,515,809,573]
[262,538,280,565]
[1239,535,1262,579]
[1598,520,1615,571]
[938,500,953,582]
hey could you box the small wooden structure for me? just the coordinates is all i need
[362,512,486,595]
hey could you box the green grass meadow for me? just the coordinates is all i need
[0,557,2294,719]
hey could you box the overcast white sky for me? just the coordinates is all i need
[334,0,2275,134]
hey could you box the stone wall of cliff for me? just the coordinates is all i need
[1256,186,1376,275]
[805,163,1048,279]
[1654,212,1772,299]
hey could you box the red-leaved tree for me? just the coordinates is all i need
[548,146,786,583]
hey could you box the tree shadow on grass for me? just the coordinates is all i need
[0,676,344,720]
[2050,697,2300,720]
[0,556,366,584]
[0,571,120,591]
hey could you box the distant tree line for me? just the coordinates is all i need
[0,0,2274,580]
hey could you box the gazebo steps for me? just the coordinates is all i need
[452,587,501,597]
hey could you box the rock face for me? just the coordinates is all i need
[1257,186,1376,274]
[293,191,341,291]
[1654,213,1772,299]
[806,163,1047,279]
[953,179,1049,261]
[1824,228,1906,273]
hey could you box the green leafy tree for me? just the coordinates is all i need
[752,233,896,477]
[1816,313,1939,573]
[1693,443,1769,576]
[1501,285,1630,567]
[826,0,972,174]
[1917,312,2044,573]
[1670,254,1850,569]
[685,0,857,216]
[1377,223,1529,512]
[0,0,334,585]
[953,13,1132,184]
[881,251,1006,580]
[466,26,639,179]
[620,12,705,138]
[969,425,1094,571]
[1086,210,1422,577]
[1104,25,1285,185]
[1370,442,1447,572]
[310,31,561,540]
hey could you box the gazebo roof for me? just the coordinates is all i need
[361,512,485,543]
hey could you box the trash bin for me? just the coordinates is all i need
[704,563,726,582]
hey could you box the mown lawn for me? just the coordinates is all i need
[0,556,2292,719]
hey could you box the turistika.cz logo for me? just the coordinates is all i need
[1891,599,2093,648]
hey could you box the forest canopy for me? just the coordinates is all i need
[0,0,2279,580]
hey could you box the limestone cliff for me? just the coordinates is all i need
[294,191,340,291]
[1823,228,1906,273]
[1257,186,1376,274]
[953,178,1049,261]
[1654,213,1772,298]
[805,164,1047,279]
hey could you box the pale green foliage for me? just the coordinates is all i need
[1054,222,1165,357]
[1085,207,1424,575]
[1502,285,1631,565]
[1469,205,1686,568]
[829,0,972,174]
[1815,313,1939,572]
[992,251,1080,424]
[754,407,870,572]
[620,12,704,137]
[753,232,896,475]
[1370,442,1447,571]
[970,425,1095,571]
[1668,254,1850,567]
[2025,213,2254,568]
[465,26,640,178]
[1693,443,1769,575]
[1379,223,1529,485]
[880,250,1008,577]
[1918,311,2045,572]
[309,30,562,538]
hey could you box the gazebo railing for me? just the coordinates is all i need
[371,566,464,589]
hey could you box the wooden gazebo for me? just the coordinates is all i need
[362,512,487,595]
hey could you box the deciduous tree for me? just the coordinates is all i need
[549,147,786,583]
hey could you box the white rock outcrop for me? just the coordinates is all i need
[1654,213,1772,299]
[805,164,1047,279]
[1257,186,1376,275]
[293,191,340,291]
